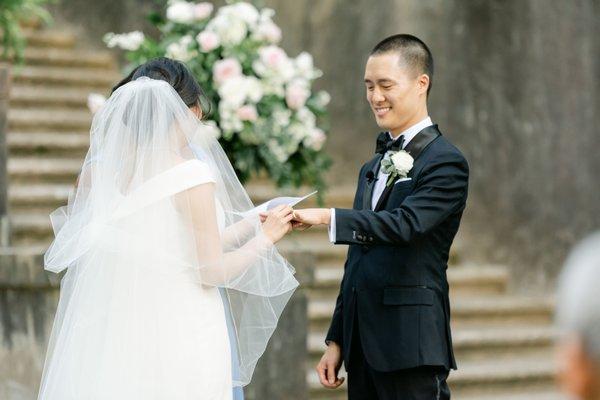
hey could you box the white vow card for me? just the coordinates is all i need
[240,190,318,217]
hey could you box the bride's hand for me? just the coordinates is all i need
[261,205,293,243]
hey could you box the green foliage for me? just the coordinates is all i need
[0,0,54,64]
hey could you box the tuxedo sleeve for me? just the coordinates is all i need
[333,151,469,245]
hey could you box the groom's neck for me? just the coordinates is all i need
[389,107,429,138]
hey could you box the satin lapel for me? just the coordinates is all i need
[362,154,383,210]
[374,125,442,211]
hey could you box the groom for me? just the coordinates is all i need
[293,34,469,399]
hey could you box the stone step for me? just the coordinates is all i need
[308,296,555,331]
[310,265,509,299]
[11,65,120,89]
[308,326,557,366]
[2,29,77,49]
[9,85,107,109]
[307,354,558,399]
[8,108,92,132]
[7,132,90,156]
[461,391,566,400]
[8,183,73,210]
[20,47,115,69]
[450,355,558,397]
[8,157,83,183]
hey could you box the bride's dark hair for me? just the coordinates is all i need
[111,57,212,119]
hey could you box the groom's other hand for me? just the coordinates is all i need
[316,341,345,389]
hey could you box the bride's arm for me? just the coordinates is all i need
[184,182,292,286]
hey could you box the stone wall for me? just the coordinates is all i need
[46,0,600,288]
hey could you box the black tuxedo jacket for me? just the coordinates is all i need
[326,125,468,372]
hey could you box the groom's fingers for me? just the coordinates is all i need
[316,362,329,387]
[326,361,337,385]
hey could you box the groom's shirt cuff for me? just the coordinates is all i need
[328,208,336,243]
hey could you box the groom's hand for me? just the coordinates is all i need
[292,208,331,228]
[316,341,345,389]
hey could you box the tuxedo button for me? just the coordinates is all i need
[356,234,364,241]
[368,237,374,242]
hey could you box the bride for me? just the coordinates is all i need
[38,58,299,400]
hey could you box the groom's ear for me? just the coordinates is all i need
[417,74,430,96]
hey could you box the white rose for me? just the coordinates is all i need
[166,35,196,62]
[166,1,195,24]
[196,30,220,52]
[103,31,145,51]
[285,80,310,110]
[242,76,264,103]
[206,14,247,46]
[314,90,331,108]
[237,105,258,122]
[295,52,322,80]
[193,2,213,20]
[296,107,316,128]
[213,58,242,86]
[87,93,106,114]
[254,45,294,84]
[227,2,260,27]
[253,19,282,44]
[218,76,247,108]
[304,127,327,151]
[390,150,414,177]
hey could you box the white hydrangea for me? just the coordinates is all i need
[166,35,197,62]
[267,139,290,163]
[272,107,292,128]
[103,31,145,51]
[252,18,282,44]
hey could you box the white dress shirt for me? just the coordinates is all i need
[328,117,433,242]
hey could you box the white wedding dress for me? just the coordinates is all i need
[38,77,298,399]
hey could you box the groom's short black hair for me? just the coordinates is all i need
[371,34,434,96]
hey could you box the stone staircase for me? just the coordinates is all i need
[5,27,563,399]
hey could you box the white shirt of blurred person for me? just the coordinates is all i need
[556,232,600,400]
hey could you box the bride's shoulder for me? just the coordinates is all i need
[172,159,216,184]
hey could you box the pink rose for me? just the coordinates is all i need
[306,128,326,150]
[213,58,242,85]
[259,45,287,69]
[255,20,282,43]
[237,105,258,121]
[285,81,310,110]
[196,31,220,52]
[194,3,213,20]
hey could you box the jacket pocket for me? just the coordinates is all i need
[382,286,434,306]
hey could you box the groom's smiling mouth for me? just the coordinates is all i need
[374,107,391,117]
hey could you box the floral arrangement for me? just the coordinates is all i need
[99,0,331,192]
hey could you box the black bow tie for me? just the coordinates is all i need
[375,132,405,154]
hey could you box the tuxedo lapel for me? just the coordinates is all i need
[362,154,383,210]
[374,125,442,211]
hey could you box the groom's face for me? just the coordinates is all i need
[364,52,426,134]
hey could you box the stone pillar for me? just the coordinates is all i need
[244,250,314,400]
[0,64,9,247]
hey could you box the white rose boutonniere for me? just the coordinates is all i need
[380,150,414,186]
